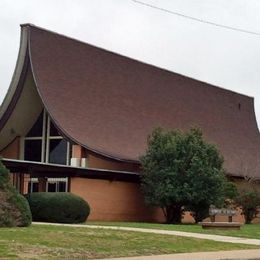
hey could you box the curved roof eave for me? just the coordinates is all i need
[0,25,30,131]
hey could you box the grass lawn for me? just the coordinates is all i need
[0,224,259,259]
[87,222,260,239]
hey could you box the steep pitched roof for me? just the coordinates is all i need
[1,24,260,178]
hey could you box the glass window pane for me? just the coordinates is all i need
[47,182,56,192]
[49,121,60,136]
[32,182,39,192]
[49,139,67,165]
[24,140,42,162]
[28,182,39,193]
[58,181,66,192]
[26,111,43,137]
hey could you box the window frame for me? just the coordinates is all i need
[21,109,71,165]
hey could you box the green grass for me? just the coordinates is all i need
[87,222,260,239]
[0,224,259,259]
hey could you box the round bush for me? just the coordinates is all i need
[11,192,32,227]
[0,191,32,227]
[0,159,32,227]
[25,192,90,223]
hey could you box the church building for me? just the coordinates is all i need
[1,24,260,222]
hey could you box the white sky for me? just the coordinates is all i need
[1,0,260,127]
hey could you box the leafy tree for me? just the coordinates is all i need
[188,181,237,223]
[140,128,233,223]
[235,183,260,224]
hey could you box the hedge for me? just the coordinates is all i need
[25,192,90,223]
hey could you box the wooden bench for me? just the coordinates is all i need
[200,207,242,230]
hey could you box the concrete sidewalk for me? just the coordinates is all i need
[33,222,260,246]
[108,249,260,260]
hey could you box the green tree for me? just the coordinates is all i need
[140,128,233,223]
[188,181,237,223]
[0,158,32,227]
[235,183,260,224]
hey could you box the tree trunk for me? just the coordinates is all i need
[244,208,256,224]
[165,205,183,224]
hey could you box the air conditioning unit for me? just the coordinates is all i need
[81,158,88,168]
[70,158,81,167]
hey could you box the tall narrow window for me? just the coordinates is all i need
[23,111,45,162]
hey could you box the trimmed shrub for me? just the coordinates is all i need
[25,192,90,223]
[0,159,32,227]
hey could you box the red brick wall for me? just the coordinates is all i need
[0,137,20,159]
[71,145,140,172]
[70,177,163,222]
[70,176,260,223]
[88,153,140,172]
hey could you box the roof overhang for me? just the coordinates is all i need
[2,158,140,183]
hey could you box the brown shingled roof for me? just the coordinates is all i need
[6,24,260,177]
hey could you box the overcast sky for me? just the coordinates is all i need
[1,0,260,127]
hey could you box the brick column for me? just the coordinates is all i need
[38,177,47,192]
[71,145,84,167]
